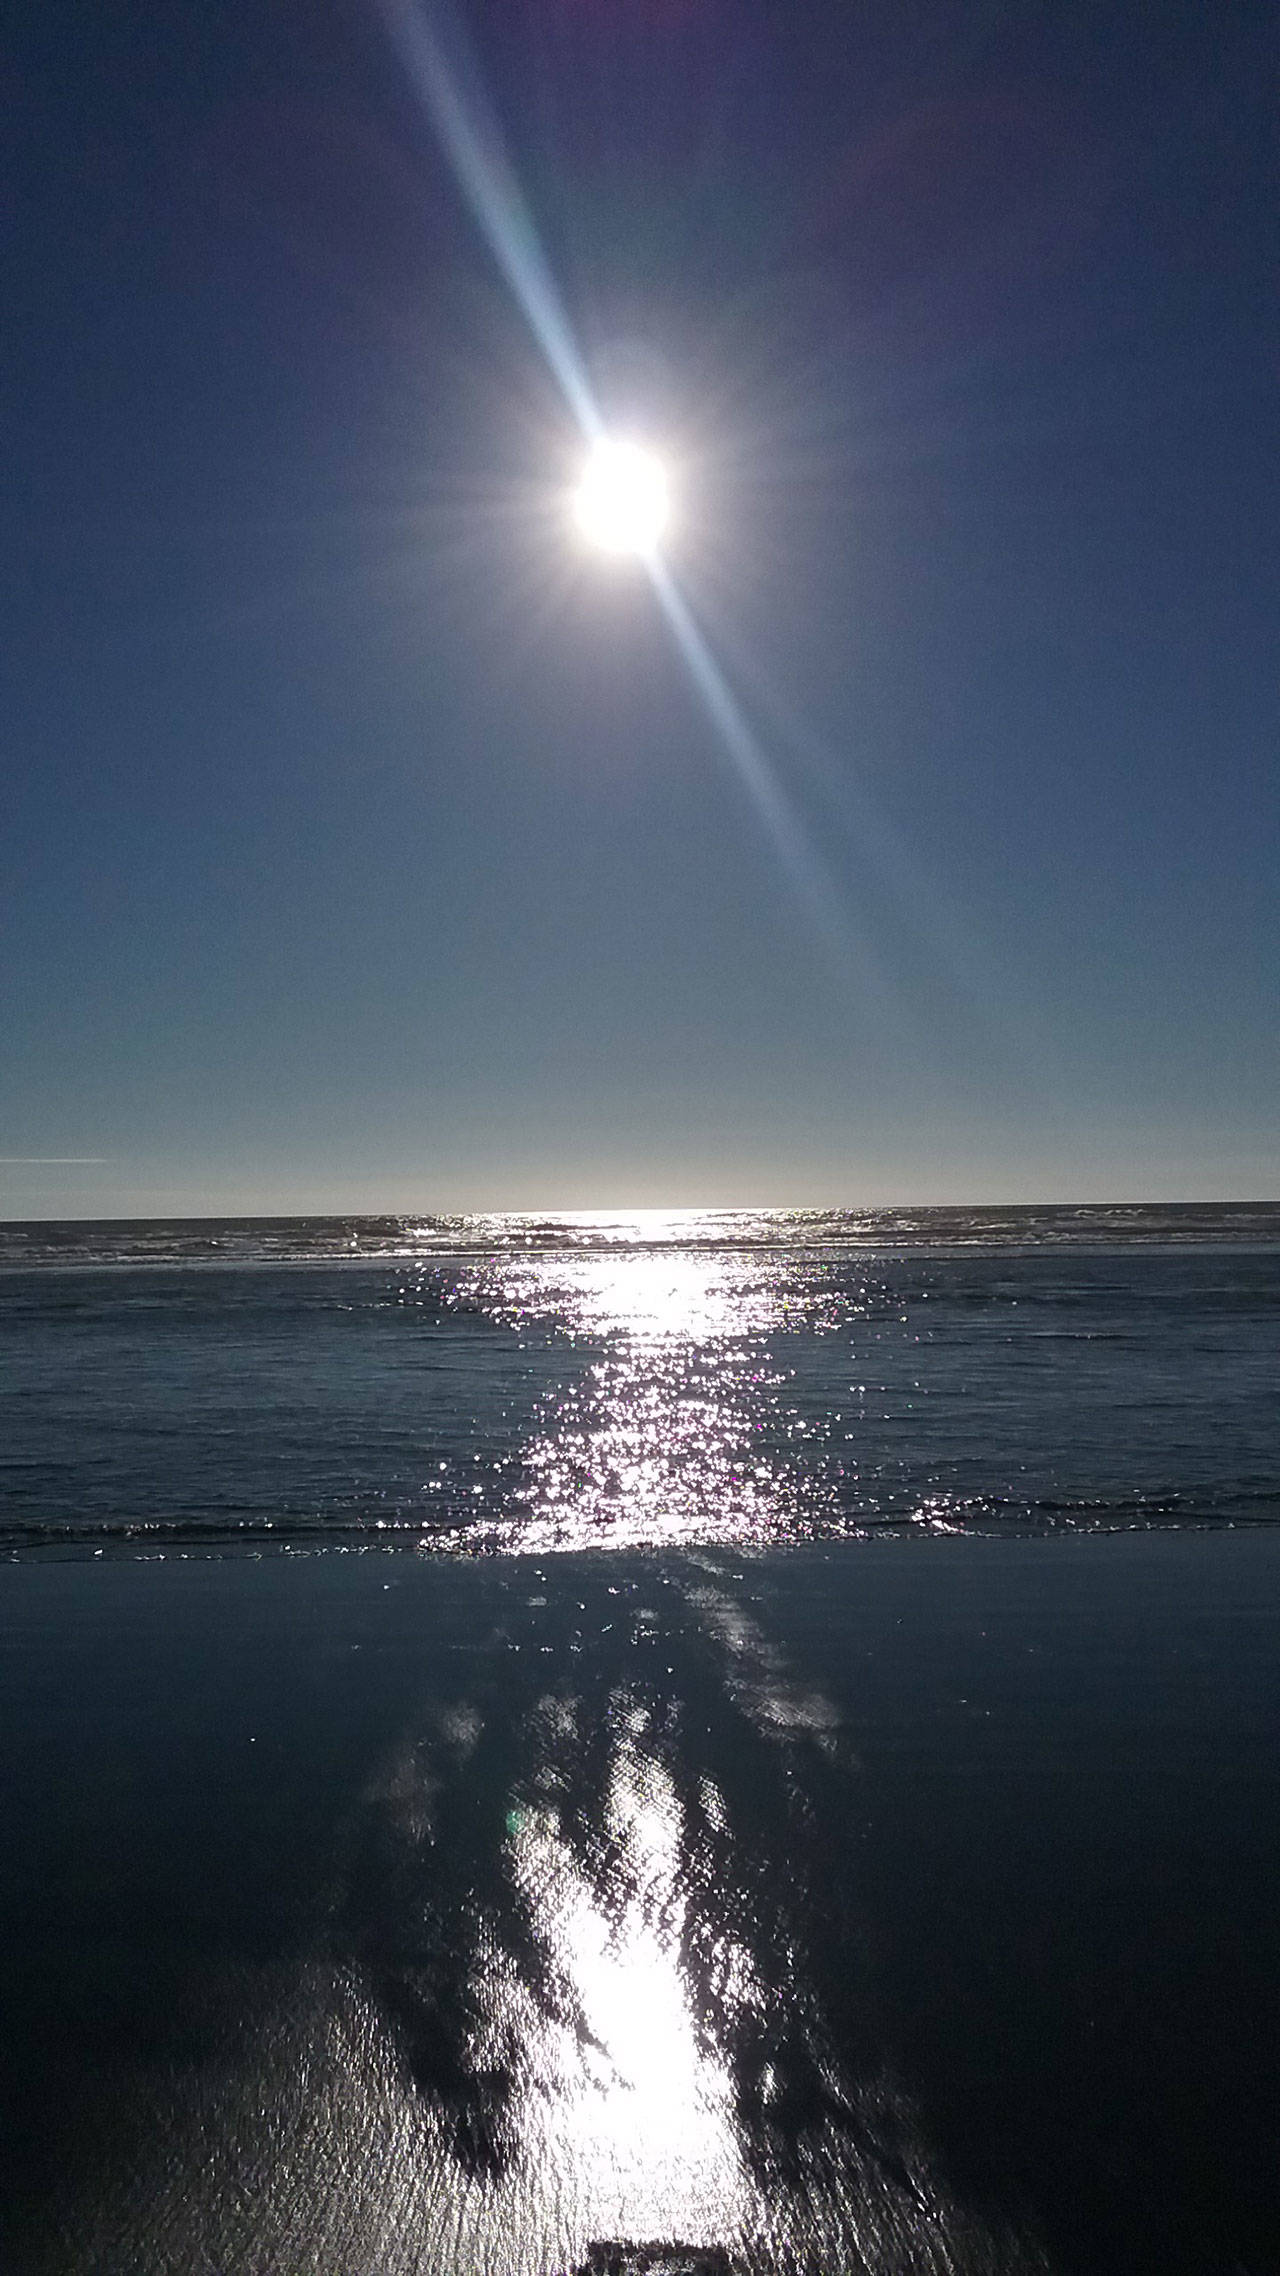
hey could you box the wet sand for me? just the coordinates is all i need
[2,1532,1279,2274]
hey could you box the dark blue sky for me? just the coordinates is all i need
[4,0,1277,1214]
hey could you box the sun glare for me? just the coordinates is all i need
[573,439,670,558]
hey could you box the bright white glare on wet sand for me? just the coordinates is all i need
[573,440,670,556]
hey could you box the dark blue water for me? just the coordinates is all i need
[1,1208,1276,1555]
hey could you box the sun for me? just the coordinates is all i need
[573,439,670,558]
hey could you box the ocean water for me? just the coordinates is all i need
[1,1204,1277,1558]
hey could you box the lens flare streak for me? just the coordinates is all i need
[648,555,872,974]
[377,0,601,440]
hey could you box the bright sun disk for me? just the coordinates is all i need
[574,439,670,557]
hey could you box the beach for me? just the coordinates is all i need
[4,1528,1280,2274]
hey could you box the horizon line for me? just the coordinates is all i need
[2,1195,1276,1228]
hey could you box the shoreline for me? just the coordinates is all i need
[6,1507,1279,1563]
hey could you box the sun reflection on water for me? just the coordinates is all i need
[501,1730,757,2248]
[436,1246,852,1553]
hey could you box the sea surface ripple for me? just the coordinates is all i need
[1,1206,1276,1556]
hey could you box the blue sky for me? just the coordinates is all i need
[3,0,1277,1216]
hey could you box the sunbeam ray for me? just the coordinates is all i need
[377,0,601,442]
[648,557,886,995]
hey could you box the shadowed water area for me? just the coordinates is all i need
[1,1211,1278,2272]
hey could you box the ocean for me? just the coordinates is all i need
[3,1203,1278,1557]
[2,1207,1278,2276]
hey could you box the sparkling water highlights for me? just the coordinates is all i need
[443,1245,849,1554]
[3,1208,1278,1556]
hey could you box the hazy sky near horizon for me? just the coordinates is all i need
[4,0,1278,1218]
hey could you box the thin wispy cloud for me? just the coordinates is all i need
[0,1157,108,1166]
